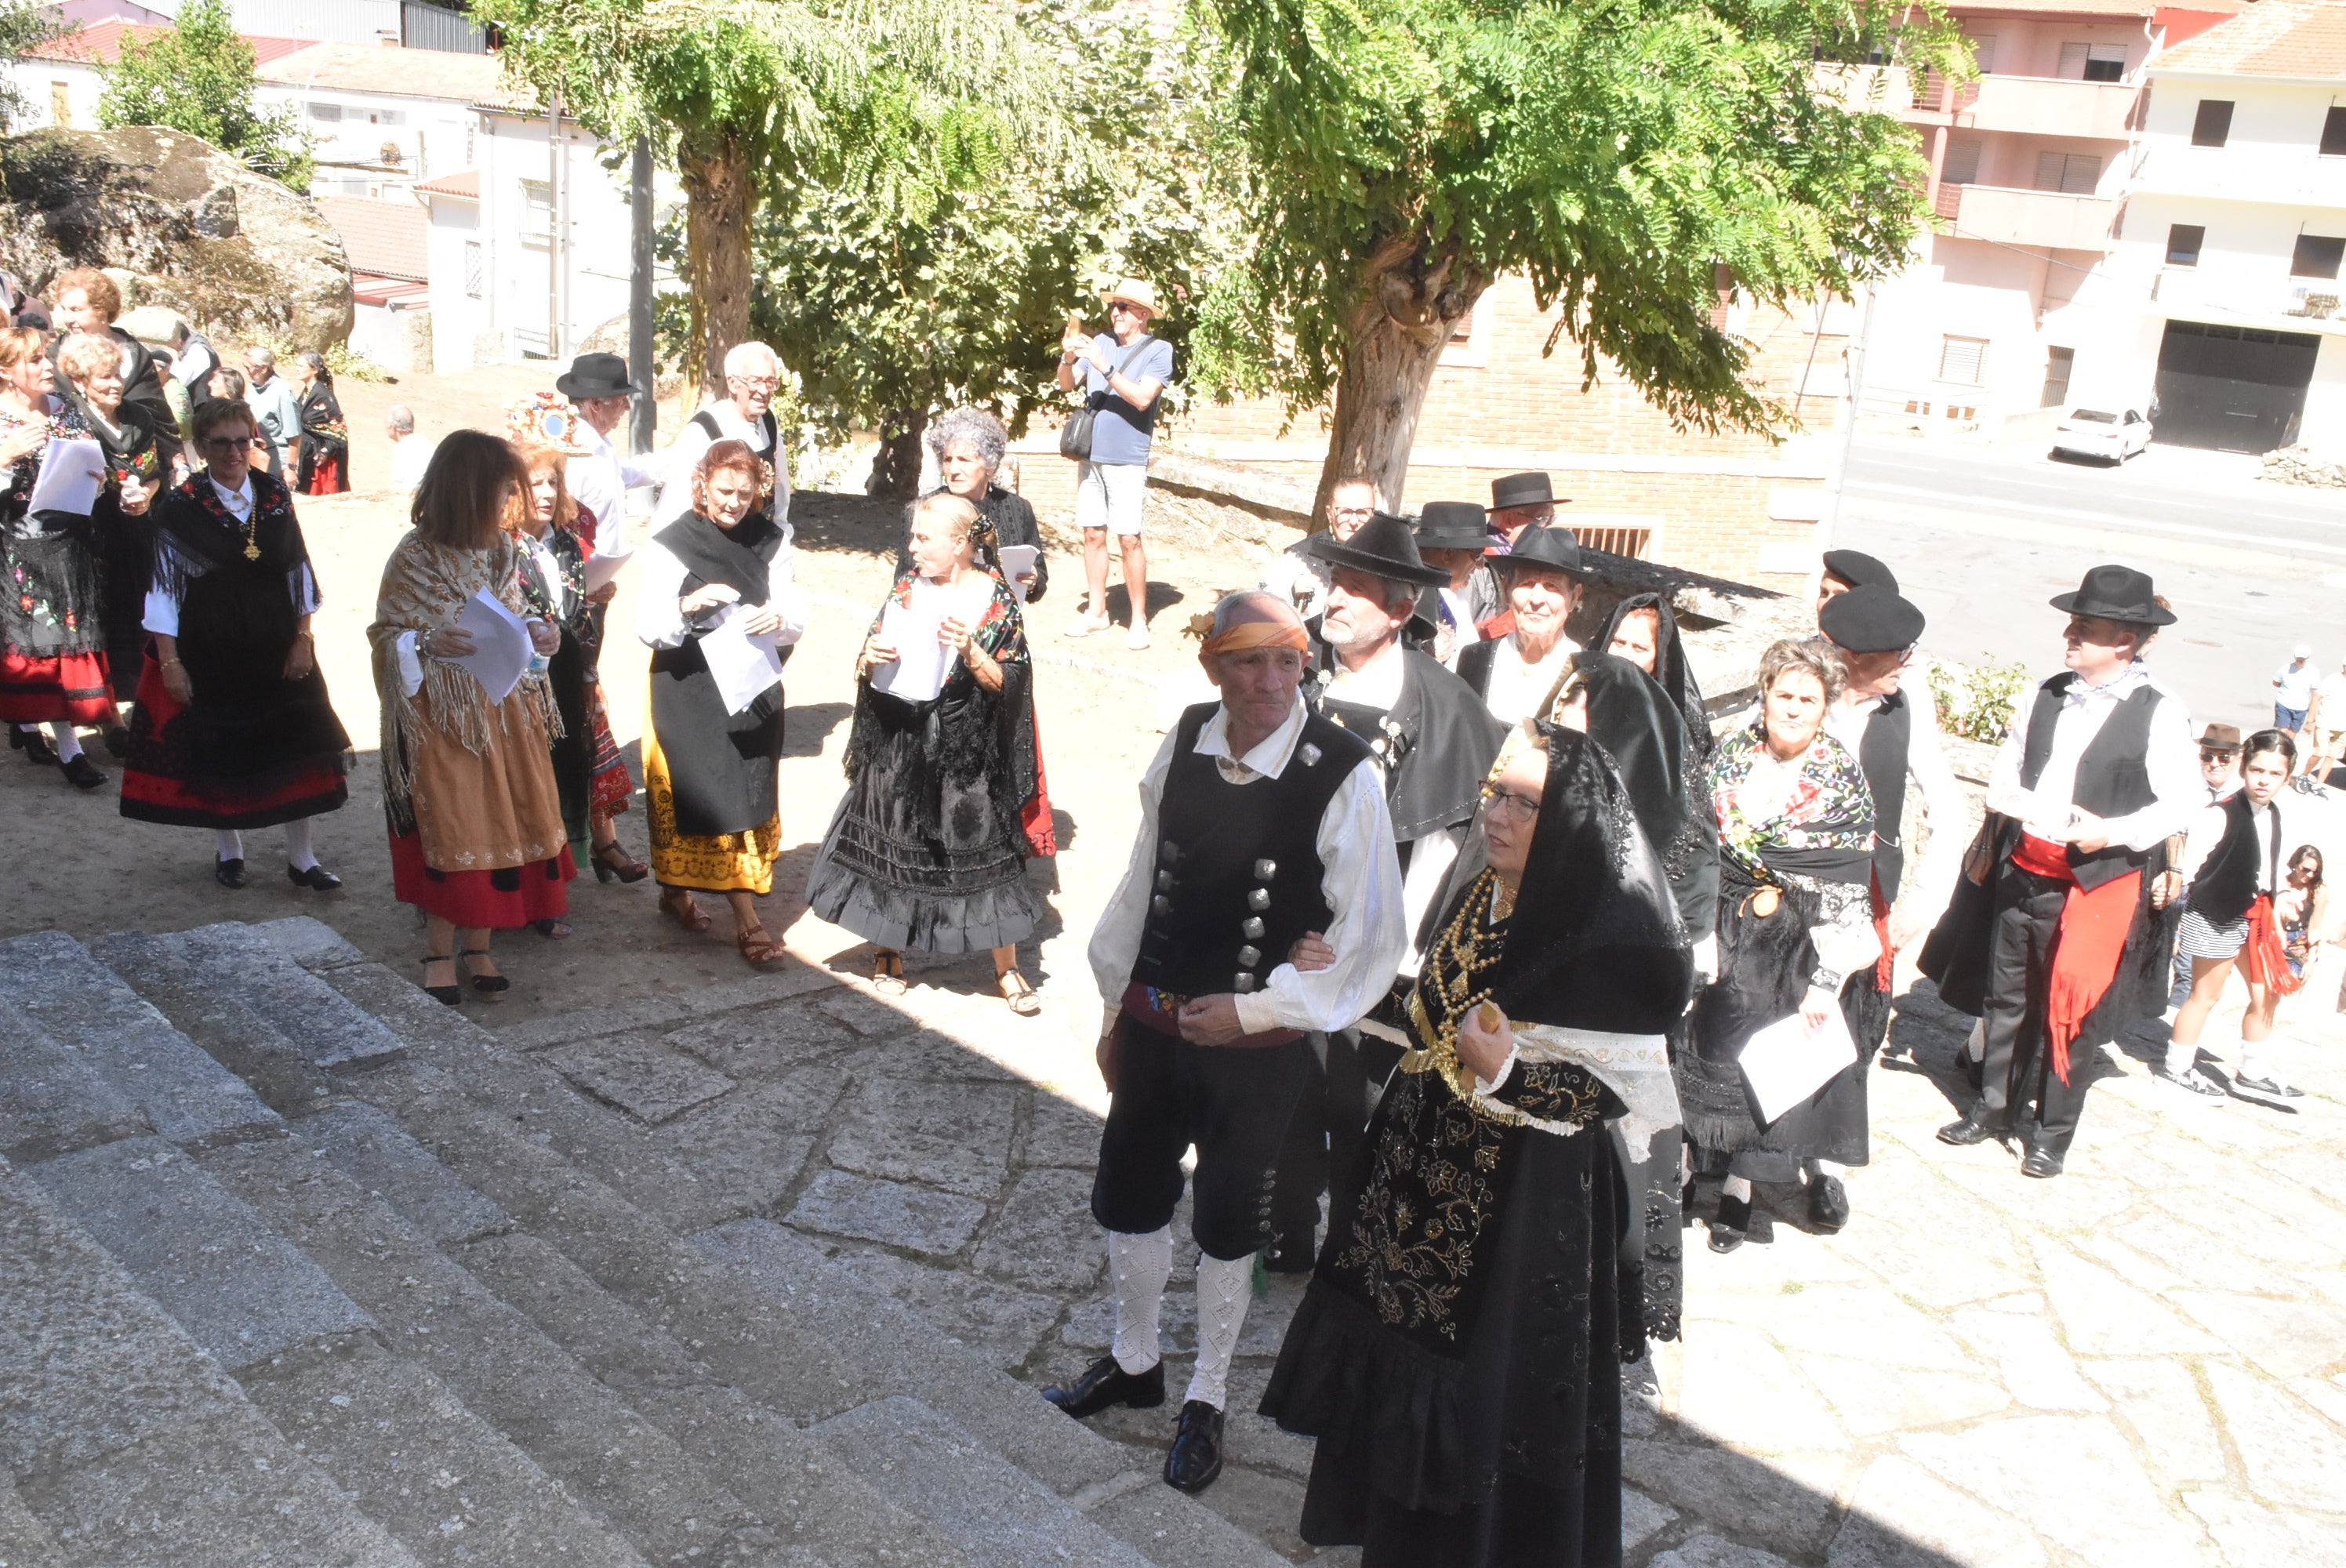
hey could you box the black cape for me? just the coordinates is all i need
[1566,650,1720,937]
[647,509,786,838]
[1308,641,1505,844]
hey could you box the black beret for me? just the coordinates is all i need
[1820,549,1898,593]
[1819,585,1926,654]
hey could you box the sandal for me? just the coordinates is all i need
[419,953,460,1007]
[997,967,1041,1017]
[872,949,907,996]
[532,917,573,938]
[592,841,651,884]
[659,887,713,934]
[735,921,786,970]
[458,946,510,1000]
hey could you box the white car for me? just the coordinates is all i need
[2050,406,2153,464]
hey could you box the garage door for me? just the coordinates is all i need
[2152,321,2319,453]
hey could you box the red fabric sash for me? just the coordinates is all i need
[2012,832,2074,881]
[2043,868,2141,1084]
[2242,894,2304,996]
[1477,609,1516,641]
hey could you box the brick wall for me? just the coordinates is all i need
[1019,274,1851,589]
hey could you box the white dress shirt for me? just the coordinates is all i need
[1257,542,1331,622]
[1984,662,2198,852]
[654,400,793,532]
[1825,684,1967,929]
[1480,631,1581,727]
[568,419,662,559]
[142,474,319,635]
[631,535,805,652]
[1090,695,1407,1036]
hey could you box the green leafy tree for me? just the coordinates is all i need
[0,0,66,133]
[741,0,1240,496]
[1187,0,1962,512]
[96,0,311,187]
[477,0,1064,396]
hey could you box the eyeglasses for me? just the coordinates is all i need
[198,434,251,451]
[1330,506,1375,522]
[1480,783,1541,821]
[1108,300,1140,315]
[2201,748,2238,763]
[728,375,779,391]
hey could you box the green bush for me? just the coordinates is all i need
[1930,657,2030,744]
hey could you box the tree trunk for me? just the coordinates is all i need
[677,135,753,408]
[1313,233,1487,518]
[865,406,930,500]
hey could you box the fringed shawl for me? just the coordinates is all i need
[368,529,563,833]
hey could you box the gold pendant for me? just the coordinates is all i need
[1752,887,1781,917]
[243,542,262,561]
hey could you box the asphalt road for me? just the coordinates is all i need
[1830,437,2346,732]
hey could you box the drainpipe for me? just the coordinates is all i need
[546,85,561,361]
[1816,282,1878,581]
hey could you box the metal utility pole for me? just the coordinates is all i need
[1818,283,1879,567]
[628,135,655,456]
[545,85,562,361]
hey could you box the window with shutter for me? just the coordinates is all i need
[2291,234,2345,281]
[2040,347,2074,408]
[2166,224,2205,266]
[2057,42,2088,78]
[2322,107,2346,158]
[1943,138,1981,184]
[2083,45,2125,82]
[2192,100,2234,147]
[1938,336,1987,385]
[1967,34,1996,73]
[2035,152,2101,194]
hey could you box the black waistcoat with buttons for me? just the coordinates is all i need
[2017,673,2164,890]
[1857,691,1913,903]
[2184,790,2279,926]
[1131,702,1372,1001]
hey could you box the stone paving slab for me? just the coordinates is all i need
[169,921,407,1070]
[787,1169,991,1255]
[0,1011,148,1168]
[540,1033,739,1125]
[0,1472,61,1568]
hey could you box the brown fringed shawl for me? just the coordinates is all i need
[367,530,564,834]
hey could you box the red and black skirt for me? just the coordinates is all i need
[1,524,115,724]
[389,832,576,928]
[119,649,350,829]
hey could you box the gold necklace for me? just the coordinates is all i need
[1404,871,1509,1102]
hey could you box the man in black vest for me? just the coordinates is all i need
[1923,566,2198,1177]
[655,339,788,532]
[1811,585,1966,1225]
[1047,590,1406,1494]
[1266,514,1504,1266]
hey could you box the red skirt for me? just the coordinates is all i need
[0,646,114,725]
[588,685,633,817]
[390,830,576,929]
[119,651,349,829]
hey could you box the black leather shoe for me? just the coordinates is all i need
[1708,1192,1749,1254]
[1042,1355,1164,1419]
[1808,1175,1850,1232]
[60,753,106,789]
[214,856,247,889]
[100,723,130,759]
[19,728,55,765]
[2021,1145,2065,1179]
[1163,1400,1225,1494]
[286,863,342,891]
[1937,1116,2000,1147]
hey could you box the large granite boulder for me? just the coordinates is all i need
[0,127,352,350]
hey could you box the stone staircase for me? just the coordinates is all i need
[0,918,1291,1568]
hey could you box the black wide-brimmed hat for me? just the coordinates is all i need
[1820,585,1926,654]
[1820,549,1898,593]
[1309,511,1452,587]
[2050,564,2175,626]
[1487,523,1585,579]
[554,350,641,401]
[1491,471,1560,511]
[1414,501,1491,552]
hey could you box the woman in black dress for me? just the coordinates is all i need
[56,331,164,742]
[1262,725,1691,1566]
[1597,591,1712,767]
[293,350,349,495]
[809,490,1047,1013]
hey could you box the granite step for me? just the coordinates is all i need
[204,1124,961,1568]
[86,929,347,1113]
[0,1158,424,1568]
[0,1469,63,1568]
[0,1009,150,1169]
[0,930,282,1150]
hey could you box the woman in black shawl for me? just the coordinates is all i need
[808,491,1046,1013]
[1681,640,1878,1251]
[1262,724,1691,1568]
[120,397,350,887]
[56,331,164,728]
[1550,650,1720,938]
[1599,592,1712,766]
[637,439,801,967]
[292,350,349,496]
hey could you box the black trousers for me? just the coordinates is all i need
[1271,1029,1407,1247]
[1979,867,2102,1152]
[1091,1016,1313,1261]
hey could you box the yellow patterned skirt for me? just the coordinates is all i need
[642,720,783,894]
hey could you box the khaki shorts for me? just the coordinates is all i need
[1074,459,1149,536]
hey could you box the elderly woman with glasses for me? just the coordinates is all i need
[1679,639,1878,1254]
[55,331,164,732]
[120,397,350,887]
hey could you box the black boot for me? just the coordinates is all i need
[1808,1174,1850,1232]
[1041,1355,1164,1418]
[1163,1400,1225,1494]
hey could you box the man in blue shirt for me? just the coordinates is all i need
[1059,278,1174,650]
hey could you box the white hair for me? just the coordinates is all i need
[723,340,779,379]
[1211,589,1298,638]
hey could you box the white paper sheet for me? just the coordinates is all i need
[997,544,1040,604]
[452,590,533,704]
[699,604,784,714]
[1738,1005,1858,1125]
[583,547,632,596]
[870,588,950,702]
[27,437,105,517]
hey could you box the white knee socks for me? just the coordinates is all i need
[1721,1174,1753,1204]
[46,721,81,763]
[1108,1227,1173,1375]
[215,829,244,861]
[1186,1250,1255,1412]
[283,816,318,872]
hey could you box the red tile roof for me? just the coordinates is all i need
[412,170,479,198]
[318,194,429,281]
[2157,0,2346,75]
[256,42,528,107]
[29,22,311,66]
[1948,0,2162,17]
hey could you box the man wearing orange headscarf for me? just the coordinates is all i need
[1043,590,1406,1497]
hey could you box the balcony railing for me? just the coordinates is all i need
[1937,183,2118,250]
[2152,268,2346,325]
